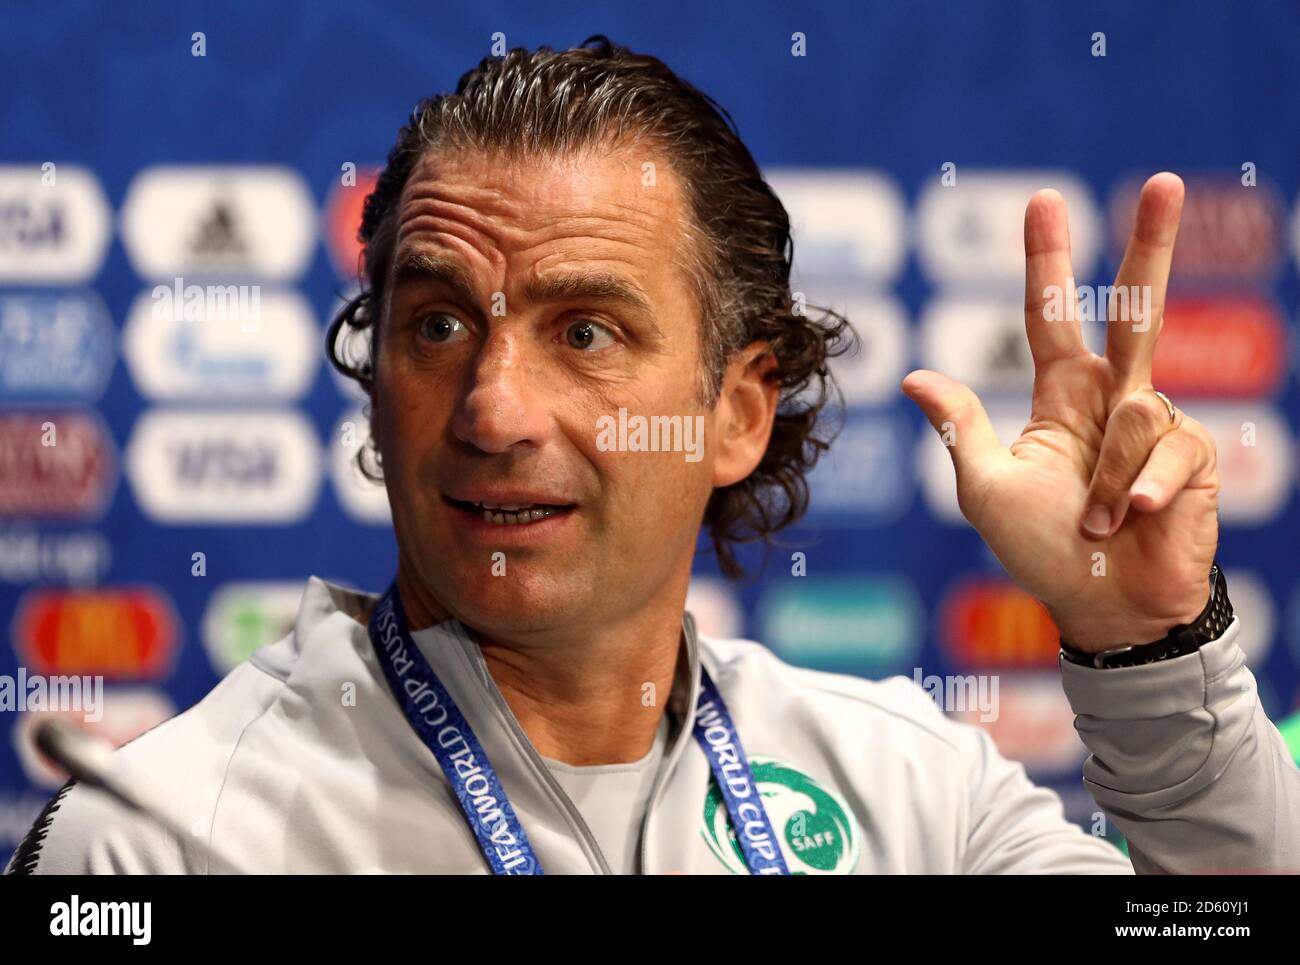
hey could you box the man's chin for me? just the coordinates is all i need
[435,571,590,638]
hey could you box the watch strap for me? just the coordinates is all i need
[1059,563,1233,669]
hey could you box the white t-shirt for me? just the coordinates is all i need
[542,714,669,874]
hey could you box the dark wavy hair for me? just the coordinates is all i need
[326,35,854,578]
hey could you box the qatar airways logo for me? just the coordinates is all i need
[594,408,705,463]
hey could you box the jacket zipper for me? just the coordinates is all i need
[639,611,704,875]
[450,624,614,875]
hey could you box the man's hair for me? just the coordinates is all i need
[326,35,853,578]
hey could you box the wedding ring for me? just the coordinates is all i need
[1151,388,1176,424]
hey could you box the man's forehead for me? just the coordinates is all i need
[393,145,686,249]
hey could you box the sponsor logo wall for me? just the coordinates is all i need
[3,6,1298,850]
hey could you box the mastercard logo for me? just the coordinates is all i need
[939,579,1060,668]
[14,587,179,678]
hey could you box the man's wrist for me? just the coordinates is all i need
[1059,563,1232,669]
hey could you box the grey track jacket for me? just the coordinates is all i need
[7,576,1299,874]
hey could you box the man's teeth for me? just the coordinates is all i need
[472,502,561,525]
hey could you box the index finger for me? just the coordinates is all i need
[1105,172,1185,386]
[1023,188,1087,367]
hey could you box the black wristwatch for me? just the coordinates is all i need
[1059,563,1234,669]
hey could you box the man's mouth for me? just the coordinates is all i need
[446,497,578,526]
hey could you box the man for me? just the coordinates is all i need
[8,36,1298,875]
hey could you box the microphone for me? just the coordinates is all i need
[33,718,247,874]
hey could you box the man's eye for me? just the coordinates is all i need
[417,313,468,344]
[563,319,616,351]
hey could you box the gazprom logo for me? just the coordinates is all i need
[123,285,317,400]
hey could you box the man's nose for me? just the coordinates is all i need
[450,331,554,453]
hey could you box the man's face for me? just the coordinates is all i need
[369,145,722,637]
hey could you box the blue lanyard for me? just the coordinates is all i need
[692,671,789,874]
[367,583,789,876]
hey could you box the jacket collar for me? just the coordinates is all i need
[284,575,706,736]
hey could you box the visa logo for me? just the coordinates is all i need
[0,167,111,283]
[127,410,320,523]
[169,440,279,486]
[0,200,64,248]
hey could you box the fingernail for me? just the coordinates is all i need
[1130,479,1161,503]
[1083,505,1111,536]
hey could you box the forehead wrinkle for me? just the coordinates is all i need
[389,151,698,323]
[398,184,519,222]
[395,201,665,289]
[395,203,507,274]
[400,162,527,235]
[404,150,679,240]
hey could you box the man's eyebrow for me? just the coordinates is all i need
[391,252,477,296]
[524,270,654,316]
[391,251,654,317]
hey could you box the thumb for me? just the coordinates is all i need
[901,369,1003,488]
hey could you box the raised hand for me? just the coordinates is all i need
[902,173,1218,652]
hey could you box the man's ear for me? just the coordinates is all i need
[711,340,779,488]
